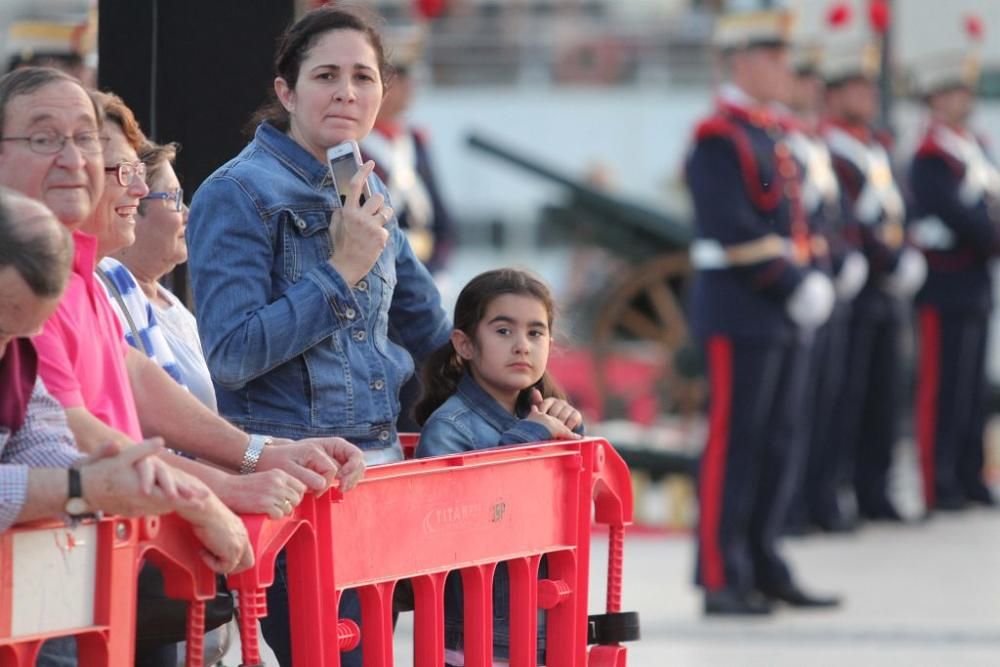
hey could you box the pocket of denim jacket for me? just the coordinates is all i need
[281,209,333,282]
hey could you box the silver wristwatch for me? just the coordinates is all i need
[240,434,273,475]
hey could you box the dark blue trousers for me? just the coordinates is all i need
[834,304,903,515]
[802,304,852,525]
[916,306,990,507]
[696,335,810,593]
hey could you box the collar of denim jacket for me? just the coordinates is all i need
[456,372,527,434]
[255,121,333,190]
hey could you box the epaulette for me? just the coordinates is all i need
[694,114,783,211]
[694,115,736,142]
[915,133,964,176]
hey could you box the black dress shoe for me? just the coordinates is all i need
[812,511,857,534]
[963,483,996,507]
[935,491,968,512]
[704,590,773,616]
[758,583,842,609]
[858,500,904,522]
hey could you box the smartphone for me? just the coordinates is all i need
[327,140,372,206]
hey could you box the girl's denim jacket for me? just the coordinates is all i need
[416,373,585,660]
[186,122,450,450]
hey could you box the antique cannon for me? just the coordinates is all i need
[467,132,700,425]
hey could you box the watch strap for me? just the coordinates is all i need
[68,467,83,501]
[240,434,272,475]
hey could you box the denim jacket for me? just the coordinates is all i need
[416,374,585,659]
[186,122,450,450]
[415,374,554,458]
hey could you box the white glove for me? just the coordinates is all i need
[884,247,927,299]
[786,271,836,330]
[835,251,869,301]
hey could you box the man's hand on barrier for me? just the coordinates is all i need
[79,438,207,516]
[258,437,366,493]
[180,494,254,574]
[217,469,306,518]
[529,389,584,431]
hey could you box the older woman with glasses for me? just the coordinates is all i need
[111,140,219,411]
[82,92,193,398]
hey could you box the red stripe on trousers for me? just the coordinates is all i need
[700,336,732,591]
[916,307,941,509]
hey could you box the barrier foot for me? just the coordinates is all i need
[185,599,206,667]
[236,587,267,666]
[588,644,628,667]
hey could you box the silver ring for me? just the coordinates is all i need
[380,209,391,222]
[283,499,293,513]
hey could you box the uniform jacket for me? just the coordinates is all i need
[824,120,906,318]
[909,121,1000,312]
[686,85,811,340]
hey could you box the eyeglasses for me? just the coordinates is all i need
[104,160,147,187]
[141,188,184,212]
[0,130,108,155]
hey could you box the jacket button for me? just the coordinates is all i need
[295,218,306,229]
[372,379,385,390]
[356,280,368,291]
[378,430,390,441]
[353,330,367,342]
[345,308,356,319]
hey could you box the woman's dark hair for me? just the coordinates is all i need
[414,268,566,426]
[247,4,391,134]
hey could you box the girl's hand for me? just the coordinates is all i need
[327,161,394,285]
[529,389,584,431]
[525,406,581,440]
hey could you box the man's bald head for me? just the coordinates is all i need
[0,188,73,298]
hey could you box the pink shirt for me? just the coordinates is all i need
[33,231,143,441]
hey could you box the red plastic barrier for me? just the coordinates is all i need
[0,437,635,667]
[229,436,635,666]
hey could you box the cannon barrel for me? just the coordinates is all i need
[467,133,692,256]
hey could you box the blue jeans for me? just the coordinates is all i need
[36,637,75,667]
[261,552,363,667]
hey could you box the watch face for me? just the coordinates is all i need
[65,497,91,516]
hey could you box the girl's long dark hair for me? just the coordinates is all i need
[414,268,566,426]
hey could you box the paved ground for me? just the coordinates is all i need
[224,443,1000,666]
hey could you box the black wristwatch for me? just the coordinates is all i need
[64,467,98,523]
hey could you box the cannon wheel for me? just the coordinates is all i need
[590,252,695,419]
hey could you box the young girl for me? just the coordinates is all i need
[415,268,584,666]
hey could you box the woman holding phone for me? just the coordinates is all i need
[185,6,450,665]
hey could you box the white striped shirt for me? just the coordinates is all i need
[0,378,83,532]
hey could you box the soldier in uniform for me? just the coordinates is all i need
[361,24,455,276]
[780,40,869,533]
[687,7,839,615]
[908,15,1000,511]
[821,1,926,522]
[362,25,457,433]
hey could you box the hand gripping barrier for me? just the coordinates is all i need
[228,436,639,666]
